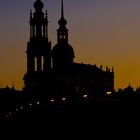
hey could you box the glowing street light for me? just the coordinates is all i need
[107,91,112,95]
[83,95,88,98]
[9,112,12,115]
[62,97,66,101]
[20,106,23,109]
[51,99,55,102]
[37,101,40,105]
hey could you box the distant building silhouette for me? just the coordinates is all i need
[23,0,114,99]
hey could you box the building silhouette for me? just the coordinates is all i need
[23,0,114,100]
[0,0,123,120]
[23,0,51,98]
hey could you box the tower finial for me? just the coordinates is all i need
[61,0,64,18]
[34,0,44,11]
[58,0,67,26]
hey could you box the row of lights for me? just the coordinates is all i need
[5,94,89,119]
[5,101,40,118]
[5,91,113,119]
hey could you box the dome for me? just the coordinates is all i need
[52,43,75,60]
[34,0,44,11]
[58,17,67,26]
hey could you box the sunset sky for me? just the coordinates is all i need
[0,0,140,90]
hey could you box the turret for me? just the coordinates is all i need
[52,0,75,70]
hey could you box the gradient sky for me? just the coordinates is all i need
[0,0,140,90]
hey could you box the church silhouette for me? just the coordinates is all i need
[4,0,138,120]
[23,0,114,100]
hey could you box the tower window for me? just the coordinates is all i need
[51,58,53,69]
[34,26,36,37]
[60,35,63,39]
[34,57,37,71]
[44,26,46,37]
[42,26,44,37]
[41,56,44,71]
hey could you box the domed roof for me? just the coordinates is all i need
[52,43,75,59]
[34,0,44,11]
[58,17,67,26]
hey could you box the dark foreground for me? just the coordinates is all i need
[2,95,140,120]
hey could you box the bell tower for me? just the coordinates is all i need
[52,0,75,70]
[57,0,68,43]
[23,0,51,95]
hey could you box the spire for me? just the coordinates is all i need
[57,0,69,42]
[61,0,64,18]
[58,0,67,26]
[11,82,15,90]
[52,0,75,69]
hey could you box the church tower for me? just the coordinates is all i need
[52,0,75,70]
[23,0,51,95]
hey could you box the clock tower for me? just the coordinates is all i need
[23,0,51,97]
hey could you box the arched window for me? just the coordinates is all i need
[34,57,37,71]
[34,26,36,37]
[44,26,46,37]
[42,25,44,37]
[41,56,44,71]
